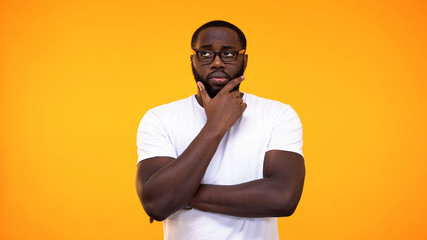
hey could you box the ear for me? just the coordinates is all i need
[243,54,248,71]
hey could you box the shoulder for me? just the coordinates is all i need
[244,93,297,118]
[138,96,195,130]
[146,96,194,118]
[245,93,288,108]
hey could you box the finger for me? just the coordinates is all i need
[230,91,241,98]
[220,75,245,93]
[197,81,212,105]
[241,102,247,112]
[235,97,243,104]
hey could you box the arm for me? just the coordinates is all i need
[135,76,246,221]
[188,150,305,218]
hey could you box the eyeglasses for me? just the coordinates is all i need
[192,49,246,63]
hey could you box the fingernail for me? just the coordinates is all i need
[241,75,245,79]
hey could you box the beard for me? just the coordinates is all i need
[192,63,245,99]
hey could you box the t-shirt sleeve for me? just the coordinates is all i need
[266,105,304,157]
[136,110,177,166]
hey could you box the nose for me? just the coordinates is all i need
[210,53,225,69]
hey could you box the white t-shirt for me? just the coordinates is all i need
[137,93,303,240]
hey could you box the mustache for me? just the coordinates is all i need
[206,71,232,80]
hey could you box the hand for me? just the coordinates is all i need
[197,76,247,134]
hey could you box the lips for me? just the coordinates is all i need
[208,71,230,85]
[210,77,228,84]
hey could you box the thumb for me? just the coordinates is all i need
[197,82,211,106]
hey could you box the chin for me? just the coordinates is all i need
[210,83,227,90]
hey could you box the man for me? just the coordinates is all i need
[135,20,305,240]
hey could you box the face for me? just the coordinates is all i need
[191,27,247,98]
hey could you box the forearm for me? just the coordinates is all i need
[141,123,225,220]
[138,79,246,221]
[188,176,304,218]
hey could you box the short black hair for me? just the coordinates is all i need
[191,20,247,50]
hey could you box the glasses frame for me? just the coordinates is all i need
[192,49,246,63]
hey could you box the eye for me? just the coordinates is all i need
[221,51,236,57]
[200,51,213,57]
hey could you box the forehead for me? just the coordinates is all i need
[194,27,242,50]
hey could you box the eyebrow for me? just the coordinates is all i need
[199,44,213,49]
[198,44,238,50]
[221,45,237,50]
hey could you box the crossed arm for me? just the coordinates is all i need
[136,149,305,221]
[135,77,305,221]
[188,150,305,218]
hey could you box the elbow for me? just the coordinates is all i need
[137,188,171,221]
[135,169,171,221]
[273,193,301,217]
[143,202,168,221]
[277,203,297,217]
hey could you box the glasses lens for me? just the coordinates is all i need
[196,50,239,62]
[198,51,214,62]
[220,51,237,62]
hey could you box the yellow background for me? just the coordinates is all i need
[1,0,426,239]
